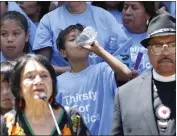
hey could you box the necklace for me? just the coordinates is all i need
[153,80,171,128]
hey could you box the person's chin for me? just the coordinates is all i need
[158,67,175,76]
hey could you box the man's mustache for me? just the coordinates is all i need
[158,56,173,63]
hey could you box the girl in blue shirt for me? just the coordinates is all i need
[0,11,30,62]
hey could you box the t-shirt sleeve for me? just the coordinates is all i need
[33,15,53,51]
[99,62,117,96]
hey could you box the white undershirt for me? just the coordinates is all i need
[153,69,176,82]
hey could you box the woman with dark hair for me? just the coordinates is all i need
[1,54,90,135]
[122,1,156,33]
[116,2,157,76]
[0,11,31,62]
[0,61,15,115]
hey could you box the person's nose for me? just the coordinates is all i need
[161,44,170,56]
[2,87,11,96]
[7,35,14,43]
[124,7,132,16]
[33,75,43,85]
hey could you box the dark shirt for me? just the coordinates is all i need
[153,79,176,135]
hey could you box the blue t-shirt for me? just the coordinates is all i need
[160,1,176,17]
[56,62,117,135]
[33,3,132,66]
[34,22,39,27]
[0,52,8,62]
[0,52,31,63]
[109,10,123,24]
[169,1,176,17]
[122,26,152,74]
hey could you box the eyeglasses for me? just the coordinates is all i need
[149,41,176,55]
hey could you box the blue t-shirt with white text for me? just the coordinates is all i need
[56,63,117,135]
[123,27,152,73]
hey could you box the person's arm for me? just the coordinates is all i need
[83,41,132,81]
[111,90,123,135]
[35,47,52,61]
[33,15,53,61]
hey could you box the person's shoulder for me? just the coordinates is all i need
[90,4,105,11]
[85,64,107,74]
[118,71,151,94]
[3,109,16,126]
[42,6,63,19]
[94,62,109,68]
[90,4,113,16]
[4,109,16,119]
[57,71,70,79]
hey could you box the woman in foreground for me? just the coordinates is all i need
[1,54,90,136]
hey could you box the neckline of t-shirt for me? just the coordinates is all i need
[63,3,90,16]
[66,65,92,78]
[123,26,147,37]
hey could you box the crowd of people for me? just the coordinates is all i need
[0,1,176,135]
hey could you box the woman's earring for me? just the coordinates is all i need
[19,99,23,108]
[146,19,149,26]
[50,97,53,104]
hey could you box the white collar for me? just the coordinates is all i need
[153,69,176,82]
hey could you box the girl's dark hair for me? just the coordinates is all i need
[37,1,51,20]
[1,11,30,53]
[1,61,16,82]
[56,23,84,51]
[11,54,60,112]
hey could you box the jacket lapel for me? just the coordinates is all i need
[139,71,158,135]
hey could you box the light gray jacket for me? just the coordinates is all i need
[111,70,175,135]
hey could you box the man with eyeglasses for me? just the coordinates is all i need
[111,14,176,135]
